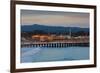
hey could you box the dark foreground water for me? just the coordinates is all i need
[21,47,89,63]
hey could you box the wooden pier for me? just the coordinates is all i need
[21,39,89,48]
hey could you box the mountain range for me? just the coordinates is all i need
[21,24,89,34]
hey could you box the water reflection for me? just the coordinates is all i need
[21,47,89,63]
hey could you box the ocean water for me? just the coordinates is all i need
[21,47,89,63]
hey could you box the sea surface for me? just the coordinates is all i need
[21,47,89,63]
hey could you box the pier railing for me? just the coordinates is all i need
[21,39,89,48]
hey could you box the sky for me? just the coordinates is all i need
[21,9,89,28]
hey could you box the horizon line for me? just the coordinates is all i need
[21,24,89,28]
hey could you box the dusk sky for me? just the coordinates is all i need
[21,9,89,28]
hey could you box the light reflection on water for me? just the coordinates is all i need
[21,47,89,63]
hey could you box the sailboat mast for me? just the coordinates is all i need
[70,28,71,38]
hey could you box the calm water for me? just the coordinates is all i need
[21,47,89,63]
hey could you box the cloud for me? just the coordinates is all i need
[21,10,89,28]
